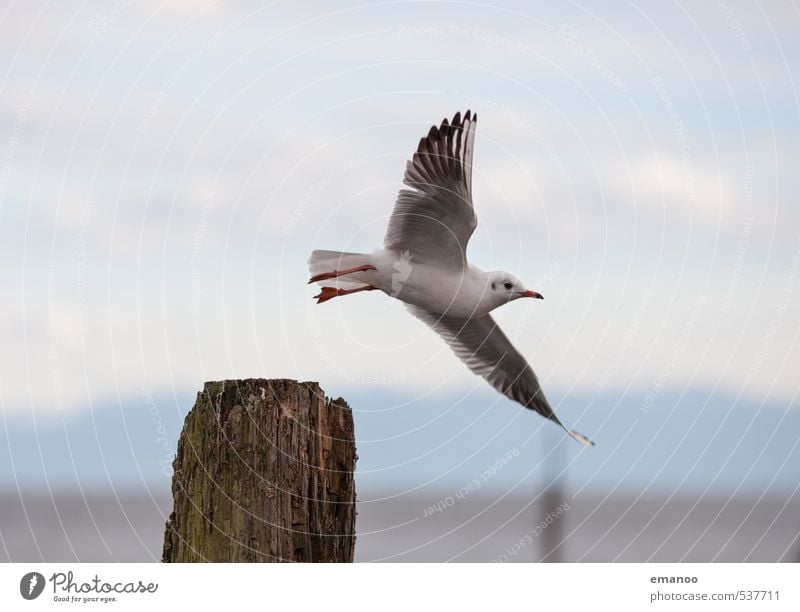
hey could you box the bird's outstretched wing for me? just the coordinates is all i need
[407,305,594,446]
[384,110,478,271]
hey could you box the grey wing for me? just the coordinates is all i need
[384,110,478,271]
[407,306,594,446]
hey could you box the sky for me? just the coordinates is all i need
[1,1,799,497]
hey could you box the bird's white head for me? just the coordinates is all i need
[484,271,543,310]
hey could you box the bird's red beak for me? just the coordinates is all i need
[519,290,543,299]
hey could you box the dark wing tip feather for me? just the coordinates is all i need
[405,110,475,192]
[567,429,596,447]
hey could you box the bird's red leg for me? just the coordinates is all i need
[314,284,376,304]
[308,264,376,284]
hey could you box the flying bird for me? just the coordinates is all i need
[308,111,593,446]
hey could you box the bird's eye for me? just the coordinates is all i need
[503,281,513,290]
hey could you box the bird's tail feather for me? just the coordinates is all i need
[308,249,365,273]
[308,249,376,288]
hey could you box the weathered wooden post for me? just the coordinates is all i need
[162,379,356,562]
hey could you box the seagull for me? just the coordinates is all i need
[308,111,593,446]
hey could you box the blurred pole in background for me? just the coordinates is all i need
[539,429,566,562]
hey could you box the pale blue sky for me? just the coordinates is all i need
[2,0,799,427]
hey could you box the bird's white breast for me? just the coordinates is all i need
[371,249,494,317]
